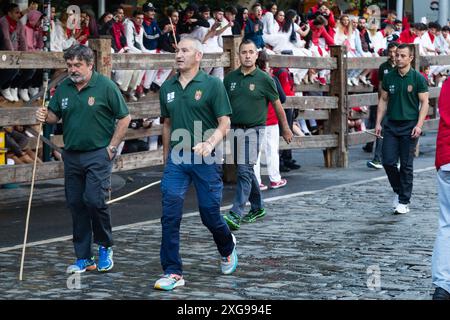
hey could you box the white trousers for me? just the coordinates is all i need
[254,124,282,184]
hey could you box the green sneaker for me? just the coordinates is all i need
[223,211,241,230]
[242,208,266,223]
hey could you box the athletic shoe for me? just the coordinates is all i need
[10,88,19,102]
[221,234,238,275]
[351,77,360,86]
[394,203,410,215]
[223,211,241,230]
[66,257,97,273]
[270,179,287,189]
[242,208,266,223]
[259,183,268,191]
[367,160,383,169]
[154,274,185,291]
[97,246,114,272]
[432,287,450,300]
[392,194,399,209]
[1,88,15,102]
[318,77,327,86]
[19,89,30,102]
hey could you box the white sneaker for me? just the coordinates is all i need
[347,78,353,86]
[29,87,39,97]
[19,89,30,102]
[10,88,19,102]
[392,194,399,209]
[394,203,409,214]
[351,77,360,86]
[1,88,15,102]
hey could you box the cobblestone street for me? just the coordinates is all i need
[0,168,439,300]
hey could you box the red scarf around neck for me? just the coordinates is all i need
[6,15,18,34]
[143,16,153,27]
[133,20,141,34]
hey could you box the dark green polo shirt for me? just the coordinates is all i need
[382,68,428,121]
[223,67,279,127]
[378,60,396,83]
[49,71,129,151]
[160,70,232,149]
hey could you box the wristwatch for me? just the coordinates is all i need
[108,145,118,155]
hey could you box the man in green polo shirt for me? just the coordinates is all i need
[154,37,237,291]
[375,43,429,214]
[222,39,293,230]
[367,41,399,170]
[36,45,131,273]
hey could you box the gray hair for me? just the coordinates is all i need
[63,44,95,65]
[179,37,204,54]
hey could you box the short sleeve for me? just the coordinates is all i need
[48,89,61,119]
[159,86,170,118]
[382,74,389,92]
[210,78,232,118]
[417,72,429,93]
[107,82,129,119]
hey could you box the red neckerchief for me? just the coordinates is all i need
[133,20,141,34]
[276,19,284,29]
[6,15,18,34]
[143,16,152,27]
[428,31,435,43]
[380,29,387,38]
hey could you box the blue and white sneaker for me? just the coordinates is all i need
[221,234,238,275]
[154,274,185,291]
[66,258,96,273]
[97,246,113,272]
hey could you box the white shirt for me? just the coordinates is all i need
[414,32,436,56]
[124,19,152,53]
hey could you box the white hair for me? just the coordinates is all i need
[179,37,204,54]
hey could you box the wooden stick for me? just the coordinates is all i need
[169,17,178,47]
[19,79,48,281]
[364,130,383,139]
[106,180,161,205]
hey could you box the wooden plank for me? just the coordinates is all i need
[111,52,230,69]
[347,130,377,146]
[422,118,439,131]
[0,107,38,126]
[294,83,373,93]
[0,51,66,69]
[285,96,338,109]
[296,109,329,120]
[420,55,450,66]
[279,134,338,150]
[0,149,163,184]
[347,93,378,108]
[346,56,388,70]
[267,54,337,69]
[90,37,112,77]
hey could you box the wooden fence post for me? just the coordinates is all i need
[325,45,348,168]
[89,36,112,78]
[222,35,242,183]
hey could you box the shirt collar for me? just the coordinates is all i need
[69,71,99,89]
[172,69,207,84]
[238,66,258,76]
[396,67,412,78]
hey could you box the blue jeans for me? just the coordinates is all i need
[432,169,450,293]
[231,126,265,217]
[160,151,234,275]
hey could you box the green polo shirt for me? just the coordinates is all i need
[160,70,232,149]
[378,60,396,83]
[223,67,279,127]
[49,71,129,151]
[382,68,428,121]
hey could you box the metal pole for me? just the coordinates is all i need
[440,0,449,26]
[396,0,403,21]
[98,0,105,18]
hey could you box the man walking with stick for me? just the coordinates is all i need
[375,43,429,214]
[154,37,237,291]
[36,45,131,273]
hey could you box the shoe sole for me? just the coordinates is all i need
[68,264,97,274]
[270,184,287,189]
[97,261,114,272]
[154,279,185,291]
[223,215,240,230]
[221,252,238,275]
[242,210,266,223]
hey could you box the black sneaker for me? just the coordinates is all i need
[242,208,266,223]
[432,287,450,300]
[285,161,301,169]
[279,164,291,172]
[362,145,373,153]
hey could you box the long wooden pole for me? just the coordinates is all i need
[19,79,48,281]
[169,17,178,47]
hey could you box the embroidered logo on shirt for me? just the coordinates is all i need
[88,96,95,106]
[195,90,202,101]
[407,85,413,92]
[230,82,237,91]
[167,92,175,103]
[61,98,69,110]
[249,83,255,91]
[389,84,395,94]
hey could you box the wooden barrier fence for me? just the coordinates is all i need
[0,36,444,185]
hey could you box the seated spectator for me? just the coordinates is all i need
[158,6,180,53]
[3,126,42,164]
[244,3,265,49]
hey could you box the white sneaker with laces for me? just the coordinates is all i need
[351,77,360,86]
[347,78,353,86]
[394,203,409,214]
[29,87,39,97]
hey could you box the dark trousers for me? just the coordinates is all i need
[280,108,294,164]
[63,148,114,259]
[382,120,418,204]
[160,151,234,275]
[10,69,35,89]
[0,69,18,89]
